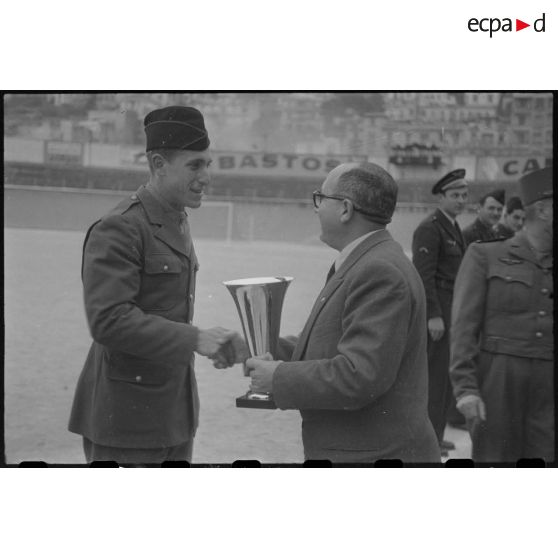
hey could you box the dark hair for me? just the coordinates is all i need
[506,196,524,214]
[146,148,182,173]
[334,162,398,224]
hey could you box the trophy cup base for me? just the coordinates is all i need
[236,392,277,410]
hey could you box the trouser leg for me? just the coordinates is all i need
[82,437,194,465]
[524,359,554,462]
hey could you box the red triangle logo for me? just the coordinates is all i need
[516,19,530,31]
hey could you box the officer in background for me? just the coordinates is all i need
[462,189,505,245]
[494,196,525,239]
[412,169,468,455]
[450,167,553,462]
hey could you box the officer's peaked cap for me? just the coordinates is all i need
[432,168,467,195]
[144,106,210,152]
[519,167,553,206]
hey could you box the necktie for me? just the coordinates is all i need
[179,213,193,255]
[454,220,464,245]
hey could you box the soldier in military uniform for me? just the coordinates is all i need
[412,169,468,452]
[494,196,525,240]
[68,106,241,464]
[462,189,505,245]
[450,167,554,462]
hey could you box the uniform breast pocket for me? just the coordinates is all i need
[487,265,534,313]
[140,253,189,311]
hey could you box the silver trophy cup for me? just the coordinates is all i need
[223,276,293,409]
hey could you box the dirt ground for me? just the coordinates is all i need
[4,227,470,465]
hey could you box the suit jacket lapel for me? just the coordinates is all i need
[291,229,393,361]
[137,187,192,258]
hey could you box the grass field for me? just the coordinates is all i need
[4,226,471,464]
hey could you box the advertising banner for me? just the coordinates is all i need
[476,156,552,181]
[45,141,83,165]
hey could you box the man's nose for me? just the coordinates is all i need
[198,168,210,184]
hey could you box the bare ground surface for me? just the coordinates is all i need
[4,228,470,464]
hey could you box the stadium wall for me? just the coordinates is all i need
[4,185,478,250]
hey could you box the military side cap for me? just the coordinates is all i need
[144,106,210,152]
[485,188,505,206]
[519,167,553,206]
[432,169,467,195]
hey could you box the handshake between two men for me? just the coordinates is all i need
[195,327,281,395]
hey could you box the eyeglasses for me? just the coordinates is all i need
[312,190,347,209]
[311,190,384,221]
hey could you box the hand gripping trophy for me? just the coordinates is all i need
[223,276,292,409]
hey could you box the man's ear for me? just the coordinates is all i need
[340,199,354,223]
[152,154,166,175]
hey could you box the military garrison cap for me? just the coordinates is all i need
[144,106,210,152]
[519,167,553,206]
[483,188,506,206]
[432,169,467,195]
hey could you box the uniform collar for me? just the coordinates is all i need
[509,230,553,269]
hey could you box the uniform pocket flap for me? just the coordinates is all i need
[107,353,167,385]
[144,254,183,274]
[487,265,533,286]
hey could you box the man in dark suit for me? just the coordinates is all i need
[411,169,468,453]
[462,189,505,245]
[68,106,238,464]
[450,167,553,462]
[245,162,439,463]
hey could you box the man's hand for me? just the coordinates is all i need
[428,317,445,342]
[212,332,250,369]
[457,394,486,423]
[245,353,281,394]
[196,327,237,361]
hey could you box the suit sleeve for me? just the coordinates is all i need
[82,214,199,364]
[449,243,487,400]
[412,223,442,320]
[272,263,410,410]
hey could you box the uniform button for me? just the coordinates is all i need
[189,294,193,300]
[539,310,547,317]
[505,276,512,281]
[535,332,543,338]
[135,375,142,382]
[131,194,137,200]
[163,264,168,271]
[541,288,549,294]
[320,297,326,302]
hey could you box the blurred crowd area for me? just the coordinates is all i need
[3,92,554,205]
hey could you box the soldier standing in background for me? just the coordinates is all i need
[450,167,553,462]
[462,189,505,245]
[494,196,525,239]
[412,169,468,455]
